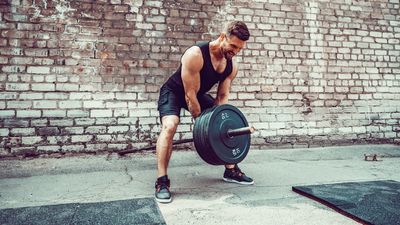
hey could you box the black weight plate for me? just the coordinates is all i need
[207,104,250,164]
[194,107,219,165]
[193,108,208,163]
[202,107,224,165]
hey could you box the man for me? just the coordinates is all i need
[155,21,254,203]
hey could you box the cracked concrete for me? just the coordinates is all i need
[1,144,399,225]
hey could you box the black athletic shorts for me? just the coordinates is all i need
[157,86,215,120]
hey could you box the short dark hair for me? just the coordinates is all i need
[225,21,250,41]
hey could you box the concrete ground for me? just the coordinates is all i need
[1,144,399,225]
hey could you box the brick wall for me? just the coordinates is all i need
[0,0,399,157]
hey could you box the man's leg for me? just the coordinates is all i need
[154,115,180,203]
[156,115,180,178]
[155,86,185,203]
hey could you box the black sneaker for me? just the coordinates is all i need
[223,164,254,185]
[155,175,172,203]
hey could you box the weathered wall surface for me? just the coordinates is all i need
[0,0,399,157]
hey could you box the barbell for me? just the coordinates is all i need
[118,104,254,165]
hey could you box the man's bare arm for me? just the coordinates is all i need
[181,47,203,118]
[215,61,238,105]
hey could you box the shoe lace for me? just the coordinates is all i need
[155,180,170,192]
[229,166,245,177]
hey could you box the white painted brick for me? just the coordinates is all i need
[238,93,255,99]
[107,143,128,151]
[59,101,82,108]
[6,83,29,91]
[271,93,288,99]
[0,92,17,100]
[45,93,69,99]
[91,110,112,117]
[244,101,261,107]
[67,110,90,117]
[114,109,129,117]
[93,93,115,100]
[259,114,277,122]
[106,102,128,108]
[62,145,85,152]
[70,92,92,100]
[37,145,61,152]
[71,135,93,143]
[338,127,352,133]
[7,101,32,108]
[63,127,84,134]
[11,128,35,136]
[94,134,112,142]
[31,119,48,127]
[80,84,102,92]
[116,92,137,100]
[33,100,57,109]
[292,128,308,135]
[0,128,10,136]
[86,126,107,134]
[21,136,43,145]
[137,102,157,108]
[43,110,67,117]
[31,83,55,91]
[56,74,68,83]
[27,66,50,74]
[84,101,105,108]
[56,83,79,91]
[49,119,73,127]
[276,113,292,121]
[269,122,286,129]
[308,128,323,135]
[46,136,69,145]
[32,75,45,82]
[118,118,138,125]
[137,117,156,125]
[19,93,43,99]
[107,126,129,134]
[16,110,41,118]
[86,144,108,151]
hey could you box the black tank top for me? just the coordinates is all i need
[163,42,233,97]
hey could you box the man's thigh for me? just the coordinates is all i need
[157,87,185,121]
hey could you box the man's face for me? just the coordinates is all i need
[221,34,246,60]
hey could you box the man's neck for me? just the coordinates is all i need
[209,39,224,60]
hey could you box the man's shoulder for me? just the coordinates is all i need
[182,46,204,66]
[184,45,202,57]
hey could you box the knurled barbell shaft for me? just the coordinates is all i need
[118,126,254,155]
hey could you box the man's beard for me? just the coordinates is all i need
[223,49,235,60]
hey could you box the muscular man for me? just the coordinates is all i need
[155,21,254,203]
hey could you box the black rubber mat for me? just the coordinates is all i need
[293,180,400,225]
[0,198,166,225]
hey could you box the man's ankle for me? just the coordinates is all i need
[225,165,235,170]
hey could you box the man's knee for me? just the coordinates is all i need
[161,116,179,135]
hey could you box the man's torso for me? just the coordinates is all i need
[162,42,233,97]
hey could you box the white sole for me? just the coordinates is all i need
[155,197,172,203]
[223,178,254,185]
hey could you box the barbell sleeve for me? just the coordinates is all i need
[227,126,255,138]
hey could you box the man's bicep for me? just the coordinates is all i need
[181,48,202,94]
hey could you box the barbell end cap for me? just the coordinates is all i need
[250,126,255,133]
